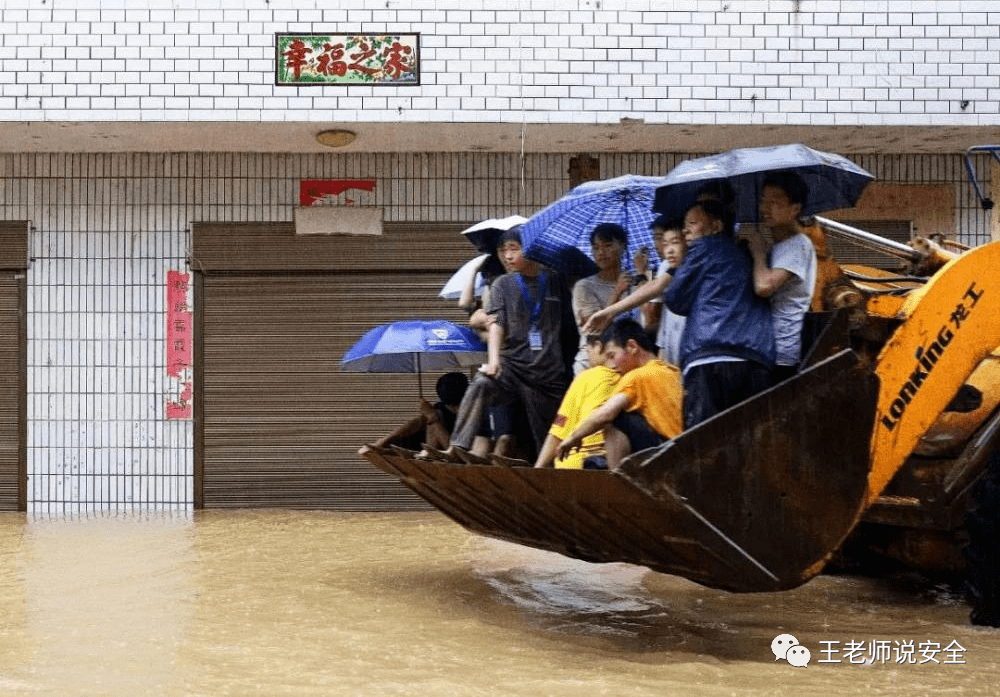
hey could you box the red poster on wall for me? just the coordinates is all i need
[299,179,376,206]
[166,270,193,420]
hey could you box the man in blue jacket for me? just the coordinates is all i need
[665,198,776,428]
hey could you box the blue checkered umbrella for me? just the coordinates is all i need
[652,143,874,224]
[518,174,669,277]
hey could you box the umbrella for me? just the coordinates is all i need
[341,319,486,397]
[518,174,668,277]
[652,143,874,223]
[461,215,529,255]
[439,254,490,300]
[542,245,601,279]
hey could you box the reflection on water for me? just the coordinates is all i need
[0,510,998,696]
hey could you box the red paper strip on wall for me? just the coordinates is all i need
[166,270,193,420]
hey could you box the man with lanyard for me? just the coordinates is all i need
[445,227,576,461]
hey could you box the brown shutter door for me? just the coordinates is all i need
[194,222,478,509]
[0,223,28,511]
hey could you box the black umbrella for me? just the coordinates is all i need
[653,143,875,223]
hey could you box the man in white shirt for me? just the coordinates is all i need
[748,171,818,383]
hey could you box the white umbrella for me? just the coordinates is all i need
[461,215,528,254]
[439,254,490,300]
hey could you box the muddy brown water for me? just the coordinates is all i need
[0,510,997,696]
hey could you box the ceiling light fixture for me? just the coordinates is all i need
[315,129,357,148]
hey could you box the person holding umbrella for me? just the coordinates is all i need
[443,227,577,462]
[747,171,818,383]
[457,215,527,342]
[460,252,507,343]
[579,185,729,346]
[579,218,686,341]
[460,250,515,450]
[571,222,636,375]
[665,199,776,427]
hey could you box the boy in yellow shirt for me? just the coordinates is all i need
[534,335,620,469]
[557,319,683,470]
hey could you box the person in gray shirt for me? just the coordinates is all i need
[748,171,818,383]
[445,227,576,461]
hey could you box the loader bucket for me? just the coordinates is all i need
[363,349,877,593]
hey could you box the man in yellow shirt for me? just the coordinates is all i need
[557,319,683,470]
[534,335,620,469]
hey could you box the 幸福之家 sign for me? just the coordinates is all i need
[276,33,419,86]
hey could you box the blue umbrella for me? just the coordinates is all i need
[518,174,669,277]
[652,143,874,224]
[341,320,486,396]
[544,245,601,279]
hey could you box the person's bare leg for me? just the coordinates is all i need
[471,435,491,457]
[603,427,631,470]
[492,434,515,457]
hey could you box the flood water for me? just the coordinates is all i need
[0,510,998,696]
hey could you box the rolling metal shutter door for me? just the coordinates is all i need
[0,223,28,511]
[194,222,474,509]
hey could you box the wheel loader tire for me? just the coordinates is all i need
[963,449,1000,627]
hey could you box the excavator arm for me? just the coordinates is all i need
[868,241,1000,504]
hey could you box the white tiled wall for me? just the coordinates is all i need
[0,0,996,126]
[0,149,991,512]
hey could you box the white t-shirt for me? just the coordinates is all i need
[653,260,685,367]
[769,232,817,367]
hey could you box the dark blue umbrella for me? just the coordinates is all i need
[518,174,669,277]
[546,245,601,279]
[341,320,486,396]
[652,143,875,223]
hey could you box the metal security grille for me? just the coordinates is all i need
[193,222,472,509]
[852,151,994,247]
[28,226,190,513]
[7,153,193,513]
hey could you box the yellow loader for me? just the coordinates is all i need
[362,146,1000,626]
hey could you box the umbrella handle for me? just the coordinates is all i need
[416,352,423,398]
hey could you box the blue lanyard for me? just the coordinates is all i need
[515,270,548,327]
